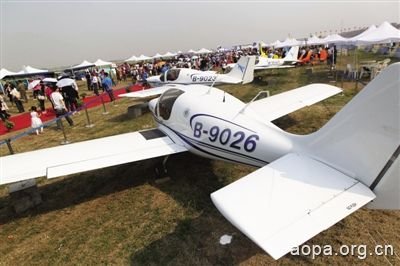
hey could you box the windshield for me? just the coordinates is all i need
[166,69,181,81]
[158,88,185,120]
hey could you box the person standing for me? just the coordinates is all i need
[18,81,28,103]
[91,74,99,96]
[102,73,115,102]
[0,95,11,121]
[10,85,25,113]
[50,87,74,128]
[30,106,43,135]
[37,83,46,113]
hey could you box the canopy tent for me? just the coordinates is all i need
[71,60,95,70]
[0,68,21,80]
[125,55,138,62]
[161,51,177,58]
[276,37,304,48]
[346,25,377,44]
[152,53,163,59]
[356,21,400,44]
[176,50,183,54]
[269,40,283,47]
[319,34,349,44]
[305,35,324,46]
[194,48,213,54]
[94,59,113,67]
[2,65,52,79]
[136,54,152,61]
[187,49,196,53]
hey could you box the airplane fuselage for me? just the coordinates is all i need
[149,85,293,166]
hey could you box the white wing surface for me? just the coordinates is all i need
[0,129,187,185]
[211,153,375,259]
[248,84,342,121]
[119,86,175,98]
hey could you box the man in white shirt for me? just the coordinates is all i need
[50,87,74,127]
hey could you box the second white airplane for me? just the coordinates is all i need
[146,56,255,86]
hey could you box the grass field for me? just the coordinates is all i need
[0,51,399,265]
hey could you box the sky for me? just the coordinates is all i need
[1,0,399,71]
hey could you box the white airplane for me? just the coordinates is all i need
[228,46,299,70]
[146,56,255,86]
[1,63,399,260]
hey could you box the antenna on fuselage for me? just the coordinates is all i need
[223,91,226,103]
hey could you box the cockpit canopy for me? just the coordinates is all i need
[158,88,185,120]
[160,69,181,82]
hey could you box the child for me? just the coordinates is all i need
[30,106,43,135]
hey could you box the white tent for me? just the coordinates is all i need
[125,55,138,62]
[0,68,21,80]
[347,25,377,44]
[276,37,303,48]
[162,51,177,58]
[319,34,348,44]
[94,59,113,67]
[187,49,196,53]
[152,53,163,59]
[72,60,95,69]
[136,54,152,61]
[269,40,282,47]
[19,65,49,75]
[305,35,324,46]
[356,21,400,44]
[177,50,183,54]
[195,48,213,54]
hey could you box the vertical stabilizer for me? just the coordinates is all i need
[226,56,255,84]
[283,46,299,61]
[302,63,400,209]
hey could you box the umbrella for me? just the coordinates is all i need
[56,78,75,88]
[42,77,57,83]
[28,80,41,90]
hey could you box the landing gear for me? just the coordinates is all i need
[154,156,171,184]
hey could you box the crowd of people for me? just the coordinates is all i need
[0,44,339,134]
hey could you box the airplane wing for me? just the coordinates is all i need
[0,129,187,185]
[247,84,342,121]
[119,86,174,98]
[211,153,375,259]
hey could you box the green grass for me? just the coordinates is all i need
[0,52,399,265]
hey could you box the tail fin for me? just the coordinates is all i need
[226,56,255,84]
[302,63,400,209]
[283,46,299,61]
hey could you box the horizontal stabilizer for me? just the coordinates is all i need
[211,153,375,259]
[0,129,187,185]
[248,84,342,121]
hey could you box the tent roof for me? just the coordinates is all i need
[125,55,138,62]
[320,34,348,44]
[306,35,323,45]
[0,68,21,80]
[162,51,177,57]
[94,59,113,67]
[195,48,213,54]
[347,25,377,43]
[276,38,303,48]
[71,60,95,70]
[187,49,196,53]
[269,40,282,47]
[152,53,163,59]
[357,21,400,44]
[136,54,151,61]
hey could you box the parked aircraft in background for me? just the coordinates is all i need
[1,63,399,260]
[146,56,255,86]
[228,46,299,70]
